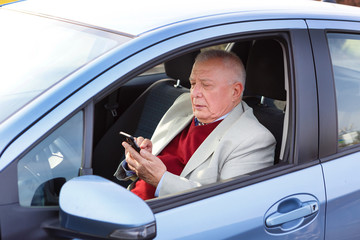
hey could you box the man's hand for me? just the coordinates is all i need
[123,139,166,187]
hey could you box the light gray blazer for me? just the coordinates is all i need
[116,93,276,197]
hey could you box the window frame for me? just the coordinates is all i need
[307,19,360,161]
[89,23,318,212]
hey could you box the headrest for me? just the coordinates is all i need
[164,51,200,89]
[230,40,252,69]
[244,39,286,100]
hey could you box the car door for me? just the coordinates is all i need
[141,20,325,239]
[126,21,325,235]
[308,19,360,240]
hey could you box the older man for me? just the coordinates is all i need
[115,50,275,200]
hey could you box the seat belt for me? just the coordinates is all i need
[104,91,119,130]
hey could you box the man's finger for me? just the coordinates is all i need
[136,136,144,146]
[122,141,140,156]
[123,141,147,166]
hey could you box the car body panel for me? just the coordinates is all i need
[155,165,325,239]
[321,154,360,240]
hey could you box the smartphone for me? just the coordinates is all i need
[119,131,141,153]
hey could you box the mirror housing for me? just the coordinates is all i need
[59,175,156,239]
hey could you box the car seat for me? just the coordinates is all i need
[236,39,286,163]
[92,51,199,183]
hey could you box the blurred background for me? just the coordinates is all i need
[1,0,360,6]
[1,0,360,7]
[320,0,360,6]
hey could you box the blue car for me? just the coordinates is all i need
[1,0,360,239]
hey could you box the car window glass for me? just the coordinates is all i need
[328,33,360,148]
[17,111,83,207]
[0,10,129,124]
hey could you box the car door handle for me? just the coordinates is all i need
[265,201,318,227]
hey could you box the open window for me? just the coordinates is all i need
[91,34,291,200]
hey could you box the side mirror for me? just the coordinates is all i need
[59,175,156,239]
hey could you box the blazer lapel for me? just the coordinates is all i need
[153,113,193,155]
[180,102,246,177]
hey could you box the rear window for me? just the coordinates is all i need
[328,33,360,148]
[0,9,129,123]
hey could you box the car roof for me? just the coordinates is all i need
[5,0,360,37]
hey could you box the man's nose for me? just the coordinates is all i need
[191,84,202,97]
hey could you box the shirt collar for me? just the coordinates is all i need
[194,113,229,126]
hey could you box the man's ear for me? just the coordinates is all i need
[232,82,244,100]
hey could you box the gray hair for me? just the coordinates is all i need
[194,49,246,86]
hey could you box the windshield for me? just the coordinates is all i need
[0,9,130,123]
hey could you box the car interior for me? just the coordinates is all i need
[92,36,288,191]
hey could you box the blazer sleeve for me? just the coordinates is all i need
[159,171,202,196]
[219,127,275,179]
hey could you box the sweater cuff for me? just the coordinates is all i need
[114,160,137,181]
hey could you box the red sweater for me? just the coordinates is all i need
[131,118,221,200]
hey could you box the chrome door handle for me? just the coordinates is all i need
[265,201,318,227]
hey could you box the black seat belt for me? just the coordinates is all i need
[104,91,119,130]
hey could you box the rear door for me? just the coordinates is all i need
[308,19,360,240]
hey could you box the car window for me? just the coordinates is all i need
[92,36,290,200]
[328,33,360,148]
[17,111,84,207]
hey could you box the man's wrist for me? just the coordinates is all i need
[154,171,166,197]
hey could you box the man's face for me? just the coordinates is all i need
[189,58,243,123]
